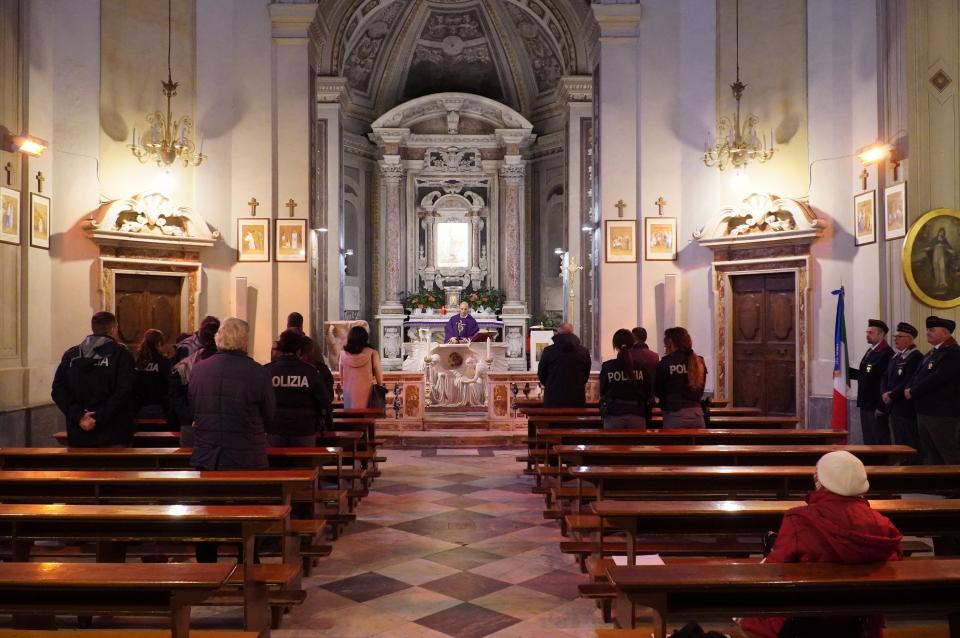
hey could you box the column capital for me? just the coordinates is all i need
[379,156,405,182]
[556,75,594,107]
[270,2,318,40]
[592,3,642,38]
[316,76,348,104]
[499,158,526,182]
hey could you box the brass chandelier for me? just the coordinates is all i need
[703,0,774,172]
[129,0,205,167]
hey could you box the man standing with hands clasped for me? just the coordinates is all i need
[880,322,924,463]
[904,316,960,465]
[849,319,893,444]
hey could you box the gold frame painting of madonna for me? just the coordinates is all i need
[903,208,960,308]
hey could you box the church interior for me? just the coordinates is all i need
[1,0,960,636]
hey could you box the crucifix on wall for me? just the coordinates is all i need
[285,198,297,217]
[654,196,667,215]
[248,197,259,216]
[614,199,627,218]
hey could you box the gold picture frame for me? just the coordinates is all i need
[854,190,876,246]
[884,182,907,240]
[274,218,307,262]
[604,219,638,263]
[644,217,678,261]
[0,186,21,246]
[237,218,270,262]
[29,193,51,249]
[902,208,960,308]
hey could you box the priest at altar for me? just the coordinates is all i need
[445,302,480,343]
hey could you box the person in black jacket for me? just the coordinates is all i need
[905,315,960,465]
[51,311,136,447]
[599,329,652,429]
[168,319,219,446]
[189,317,274,471]
[538,322,592,407]
[172,315,220,363]
[849,319,894,444]
[264,330,332,447]
[654,326,707,429]
[132,328,170,420]
[880,322,924,463]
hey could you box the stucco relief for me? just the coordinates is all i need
[503,3,563,93]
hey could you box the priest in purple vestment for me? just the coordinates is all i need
[445,302,480,343]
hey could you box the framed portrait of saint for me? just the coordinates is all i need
[645,217,678,261]
[30,193,50,249]
[604,219,638,263]
[237,218,270,262]
[884,182,907,241]
[854,190,876,246]
[275,218,306,262]
[0,186,21,246]
[902,208,960,308]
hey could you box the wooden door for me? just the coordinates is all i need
[731,273,796,414]
[115,274,182,355]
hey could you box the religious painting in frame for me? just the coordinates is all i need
[884,182,907,240]
[275,218,306,262]
[237,218,269,262]
[30,192,50,249]
[645,217,678,261]
[0,186,20,246]
[902,208,960,308]
[604,219,637,263]
[854,190,876,246]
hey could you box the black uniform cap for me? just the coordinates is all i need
[926,315,956,333]
[868,319,889,333]
[895,322,918,338]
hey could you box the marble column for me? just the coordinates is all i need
[377,156,406,369]
[499,157,529,370]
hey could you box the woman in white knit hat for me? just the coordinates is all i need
[740,451,903,638]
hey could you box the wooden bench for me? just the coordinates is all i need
[592,498,960,564]
[520,405,758,417]
[0,562,235,638]
[606,559,960,635]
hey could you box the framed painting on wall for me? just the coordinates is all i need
[604,219,638,263]
[902,208,960,308]
[854,190,876,246]
[884,182,907,240]
[275,218,306,262]
[644,217,678,261]
[30,193,51,249]
[237,218,270,262]
[0,186,20,246]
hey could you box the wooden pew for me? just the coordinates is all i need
[538,428,847,446]
[0,562,236,638]
[605,559,960,634]
[0,503,291,634]
[513,399,731,410]
[554,444,915,468]
[569,464,960,501]
[592,498,960,564]
[520,406,759,417]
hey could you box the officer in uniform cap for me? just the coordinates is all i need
[880,322,924,462]
[905,316,960,464]
[848,319,893,444]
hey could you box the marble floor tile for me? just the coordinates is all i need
[321,571,412,603]
[517,568,585,600]
[464,501,529,516]
[433,495,490,508]
[392,509,533,545]
[374,557,463,586]
[415,602,521,638]
[468,554,557,584]
[420,570,512,601]
[436,472,489,483]
[423,546,506,571]
[470,584,568,620]
[363,585,462,620]
[434,483,488,495]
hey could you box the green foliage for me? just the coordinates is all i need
[463,287,505,312]
[402,290,443,311]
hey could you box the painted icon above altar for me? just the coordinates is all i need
[435,221,470,269]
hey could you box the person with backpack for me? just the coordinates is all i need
[168,318,219,446]
[51,311,136,447]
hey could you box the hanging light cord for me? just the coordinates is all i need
[734,0,740,85]
[166,0,173,83]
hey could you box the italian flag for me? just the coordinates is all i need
[831,286,849,432]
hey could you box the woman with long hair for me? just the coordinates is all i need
[133,328,170,419]
[338,326,384,408]
[654,326,707,428]
[599,328,651,429]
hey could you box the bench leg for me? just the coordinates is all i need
[170,603,191,638]
[244,580,270,637]
[613,592,635,629]
[949,612,960,638]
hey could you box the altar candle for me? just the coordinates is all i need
[486,337,491,360]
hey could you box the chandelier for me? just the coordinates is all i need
[703,0,774,172]
[129,0,205,167]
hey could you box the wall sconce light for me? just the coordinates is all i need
[581,223,593,232]
[9,133,48,157]
[344,248,354,256]
[856,143,892,189]
[316,227,329,233]
[553,247,564,255]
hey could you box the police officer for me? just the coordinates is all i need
[51,311,136,447]
[905,316,960,464]
[848,319,893,444]
[880,322,924,463]
[264,329,332,447]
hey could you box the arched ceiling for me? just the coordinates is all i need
[311,0,597,123]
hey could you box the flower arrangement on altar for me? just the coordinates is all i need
[403,290,443,312]
[464,287,504,313]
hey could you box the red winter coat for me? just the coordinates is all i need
[740,490,903,638]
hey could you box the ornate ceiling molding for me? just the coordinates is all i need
[370,92,534,134]
[694,193,825,249]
